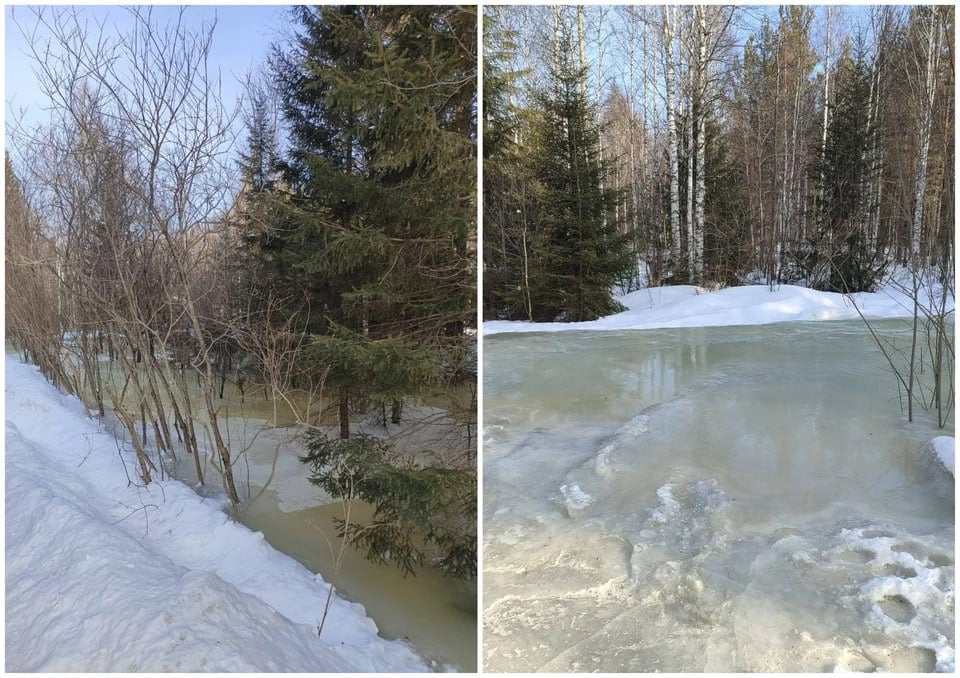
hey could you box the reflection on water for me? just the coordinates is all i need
[484,320,954,673]
[177,410,477,672]
[77,361,476,671]
[243,492,477,671]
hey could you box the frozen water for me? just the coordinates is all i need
[483,320,954,672]
[557,484,594,517]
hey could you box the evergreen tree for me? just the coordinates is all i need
[528,28,632,322]
[265,6,380,436]
[251,5,477,578]
[482,8,542,320]
[239,86,278,194]
[263,6,475,434]
[702,115,751,285]
[820,50,873,235]
[810,45,887,291]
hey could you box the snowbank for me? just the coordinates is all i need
[922,436,956,477]
[484,277,954,335]
[932,437,955,476]
[4,357,429,672]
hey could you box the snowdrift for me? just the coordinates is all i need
[484,278,954,335]
[4,356,428,672]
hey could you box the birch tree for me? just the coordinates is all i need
[661,6,681,270]
[909,6,945,262]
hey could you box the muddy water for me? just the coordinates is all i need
[243,492,477,671]
[67,360,476,671]
[173,410,478,672]
[483,320,954,673]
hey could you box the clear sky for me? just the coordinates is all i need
[4,4,292,151]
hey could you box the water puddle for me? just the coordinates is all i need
[483,320,954,672]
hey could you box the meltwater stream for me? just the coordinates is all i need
[172,410,478,672]
[483,320,954,672]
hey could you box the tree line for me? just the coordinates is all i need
[484,5,954,321]
[6,6,477,578]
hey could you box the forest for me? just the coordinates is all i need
[484,5,954,322]
[6,5,477,580]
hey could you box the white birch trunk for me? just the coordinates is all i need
[693,7,707,281]
[662,6,681,268]
[818,7,831,235]
[911,10,942,262]
[686,73,694,278]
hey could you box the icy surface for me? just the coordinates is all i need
[5,356,428,672]
[484,321,954,672]
[484,274,954,335]
[557,484,593,517]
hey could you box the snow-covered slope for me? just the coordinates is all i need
[4,356,429,672]
[484,277,954,335]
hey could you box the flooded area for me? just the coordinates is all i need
[59,356,477,671]
[180,407,477,672]
[243,492,477,670]
[483,320,954,672]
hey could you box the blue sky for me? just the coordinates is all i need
[5,4,291,148]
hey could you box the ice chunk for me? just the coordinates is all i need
[558,484,593,517]
[649,483,680,523]
[618,414,650,436]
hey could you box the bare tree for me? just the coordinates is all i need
[661,6,682,270]
[909,6,945,263]
[5,155,69,390]
[11,7,247,505]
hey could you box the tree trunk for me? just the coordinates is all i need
[338,389,350,439]
[663,7,681,269]
[692,7,707,282]
[577,6,588,101]
[912,10,942,263]
[685,54,695,279]
[817,7,832,238]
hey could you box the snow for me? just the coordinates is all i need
[484,275,954,335]
[4,356,429,672]
[842,526,956,672]
[917,436,955,482]
[930,436,955,476]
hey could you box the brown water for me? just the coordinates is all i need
[243,493,477,671]
[178,407,478,672]
[68,358,477,671]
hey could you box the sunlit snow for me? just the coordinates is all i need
[5,357,428,672]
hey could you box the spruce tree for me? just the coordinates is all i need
[702,115,751,284]
[266,6,381,437]
[528,29,632,322]
[482,8,540,320]
[239,87,278,194]
[812,46,886,291]
[253,5,477,578]
[264,6,475,435]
